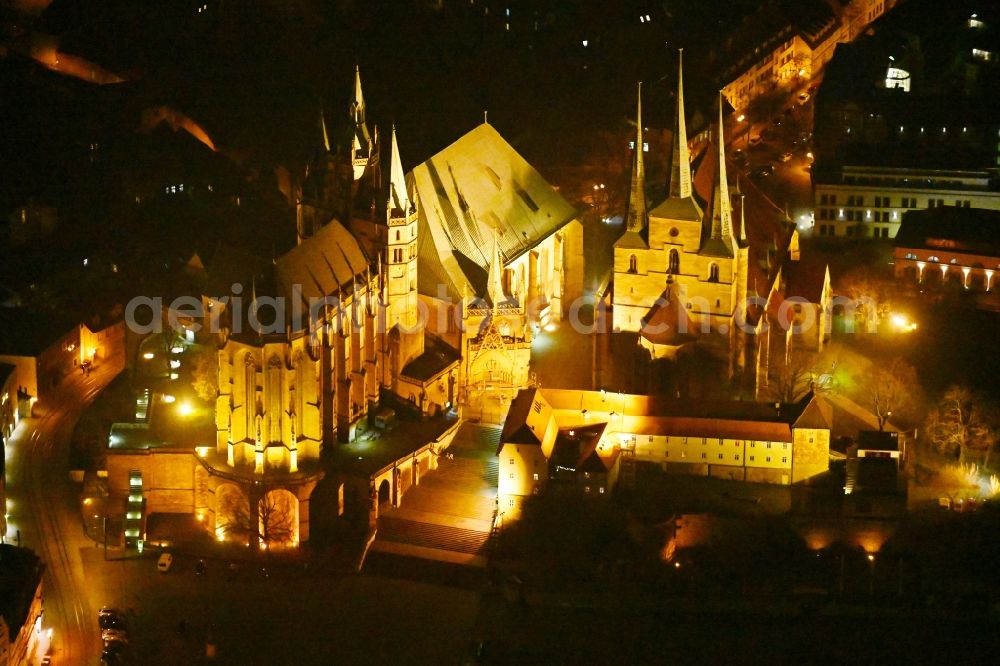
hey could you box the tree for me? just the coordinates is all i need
[765,350,817,404]
[190,346,219,402]
[925,386,998,467]
[839,265,892,334]
[217,484,296,548]
[864,357,918,431]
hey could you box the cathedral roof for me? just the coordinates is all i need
[615,228,648,250]
[410,123,578,300]
[274,218,370,302]
[781,259,829,303]
[649,196,701,222]
[639,285,697,346]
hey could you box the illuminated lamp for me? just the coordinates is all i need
[143,352,155,360]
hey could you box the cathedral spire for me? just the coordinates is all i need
[487,227,505,311]
[320,104,331,153]
[387,124,409,215]
[669,49,692,199]
[351,64,365,125]
[713,92,734,248]
[626,82,647,233]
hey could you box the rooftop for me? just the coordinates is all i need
[400,335,461,383]
[411,123,579,301]
[0,545,44,643]
[895,206,1000,256]
[328,413,458,478]
[0,307,76,358]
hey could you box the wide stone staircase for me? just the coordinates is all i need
[367,423,500,568]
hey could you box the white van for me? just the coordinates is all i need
[157,552,173,573]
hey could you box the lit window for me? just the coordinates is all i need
[533,473,539,481]
[599,487,605,494]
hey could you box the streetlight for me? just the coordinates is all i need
[178,401,194,417]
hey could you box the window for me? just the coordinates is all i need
[533,473,539,481]
[708,263,719,282]
[395,230,401,242]
[668,249,680,274]
[749,456,755,462]
[820,194,829,205]
[766,457,771,462]
[599,487,605,494]
[628,254,637,273]
[509,473,514,479]
[701,452,707,459]
[509,458,514,465]
[782,457,788,463]
[718,454,723,460]
[585,486,591,493]
[735,455,740,461]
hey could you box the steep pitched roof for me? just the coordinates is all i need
[499,387,543,449]
[781,259,829,303]
[640,286,697,346]
[410,123,578,300]
[274,218,370,302]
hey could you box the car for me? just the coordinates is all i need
[780,152,793,162]
[798,91,811,104]
[196,559,206,575]
[771,117,783,127]
[102,628,129,645]
[748,135,762,146]
[98,606,120,618]
[157,552,173,573]
[41,657,51,666]
[751,165,774,178]
[99,613,126,630]
[732,149,748,166]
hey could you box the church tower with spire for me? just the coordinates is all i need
[382,126,424,390]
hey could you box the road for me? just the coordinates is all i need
[5,357,121,666]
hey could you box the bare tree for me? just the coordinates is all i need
[925,386,998,467]
[839,266,891,334]
[259,491,296,546]
[218,488,252,542]
[218,485,296,548]
[865,357,918,431]
[766,350,817,404]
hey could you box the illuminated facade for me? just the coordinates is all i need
[498,387,832,519]
[892,206,1000,293]
[719,0,849,112]
[410,123,583,421]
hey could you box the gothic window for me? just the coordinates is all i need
[708,263,720,282]
[244,354,256,439]
[294,353,305,440]
[628,255,637,273]
[395,229,401,242]
[668,249,680,275]
[267,356,282,444]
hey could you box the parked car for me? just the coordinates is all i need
[102,628,129,645]
[797,91,811,104]
[748,135,762,146]
[732,149,748,166]
[157,552,173,573]
[751,165,774,178]
[780,152,793,162]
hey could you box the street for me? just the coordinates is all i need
[5,357,121,665]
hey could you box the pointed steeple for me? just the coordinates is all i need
[669,50,692,199]
[319,104,331,153]
[387,125,409,215]
[487,227,505,310]
[351,64,365,125]
[712,92,734,248]
[626,82,648,233]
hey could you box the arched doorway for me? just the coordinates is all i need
[260,488,298,547]
[215,483,249,543]
[378,479,391,510]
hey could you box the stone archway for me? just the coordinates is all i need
[378,479,391,510]
[260,488,299,547]
[215,483,249,543]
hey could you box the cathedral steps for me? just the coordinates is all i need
[365,421,502,570]
[375,516,489,555]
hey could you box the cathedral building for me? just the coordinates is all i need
[612,54,751,370]
[409,123,584,421]
[105,68,583,546]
